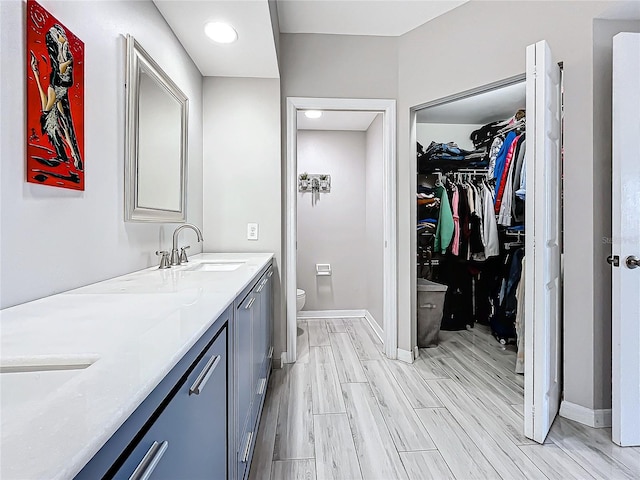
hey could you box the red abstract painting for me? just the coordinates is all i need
[26,0,84,190]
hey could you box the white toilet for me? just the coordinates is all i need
[296,289,306,312]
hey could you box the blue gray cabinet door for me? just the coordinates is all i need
[261,269,274,374]
[114,327,228,479]
[235,292,257,480]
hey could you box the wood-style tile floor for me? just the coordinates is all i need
[249,318,640,480]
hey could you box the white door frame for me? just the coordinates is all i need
[284,97,398,363]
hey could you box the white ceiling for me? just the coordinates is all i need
[277,0,469,36]
[153,0,279,78]
[297,110,379,130]
[154,0,471,78]
[416,82,526,125]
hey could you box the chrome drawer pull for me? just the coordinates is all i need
[268,347,273,359]
[245,297,256,310]
[189,355,221,395]
[241,432,253,463]
[258,377,267,396]
[267,270,273,278]
[256,284,265,293]
[129,440,169,480]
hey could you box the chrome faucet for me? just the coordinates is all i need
[171,223,204,266]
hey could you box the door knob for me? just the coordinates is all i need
[626,256,640,269]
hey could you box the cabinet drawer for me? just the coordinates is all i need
[113,326,228,480]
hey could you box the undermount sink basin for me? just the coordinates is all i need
[0,354,99,373]
[188,261,245,272]
[0,355,99,410]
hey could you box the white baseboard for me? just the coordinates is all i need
[559,401,612,428]
[397,348,415,364]
[297,309,366,319]
[363,311,384,343]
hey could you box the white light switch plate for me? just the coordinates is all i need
[247,223,259,240]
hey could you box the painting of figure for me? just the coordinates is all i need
[26,0,84,190]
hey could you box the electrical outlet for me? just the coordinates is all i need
[247,223,259,240]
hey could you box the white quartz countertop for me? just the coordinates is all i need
[0,253,274,480]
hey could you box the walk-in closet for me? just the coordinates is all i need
[414,78,533,426]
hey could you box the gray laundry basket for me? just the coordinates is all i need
[417,279,448,348]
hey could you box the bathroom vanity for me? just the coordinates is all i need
[0,253,274,480]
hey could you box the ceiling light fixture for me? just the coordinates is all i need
[304,110,323,119]
[204,22,238,44]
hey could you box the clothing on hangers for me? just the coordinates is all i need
[482,182,500,258]
[492,131,517,200]
[495,134,523,213]
[434,185,454,254]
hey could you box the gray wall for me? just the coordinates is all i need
[592,18,640,408]
[201,77,283,355]
[365,114,385,329]
[279,33,398,99]
[296,130,367,311]
[0,0,203,308]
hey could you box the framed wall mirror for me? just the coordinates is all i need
[125,34,188,222]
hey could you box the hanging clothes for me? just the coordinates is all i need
[450,185,461,256]
[482,182,500,258]
[492,130,517,200]
[511,138,527,224]
[495,134,523,214]
[487,136,504,179]
[434,185,454,254]
[515,257,526,374]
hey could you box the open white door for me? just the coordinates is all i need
[611,32,640,447]
[524,40,562,443]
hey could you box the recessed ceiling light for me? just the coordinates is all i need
[304,110,323,119]
[204,22,238,44]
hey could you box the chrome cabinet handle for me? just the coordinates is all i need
[241,432,253,463]
[258,377,267,396]
[189,355,221,395]
[129,440,169,480]
[420,303,437,309]
[626,256,639,269]
[256,280,266,293]
[267,270,273,278]
[268,347,273,359]
[245,297,256,310]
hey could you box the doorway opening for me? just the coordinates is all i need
[410,57,563,443]
[284,98,397,363]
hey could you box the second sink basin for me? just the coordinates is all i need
[0,354,99,411]
[188,261,245,272]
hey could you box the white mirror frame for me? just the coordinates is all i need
[124,34,188,222]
